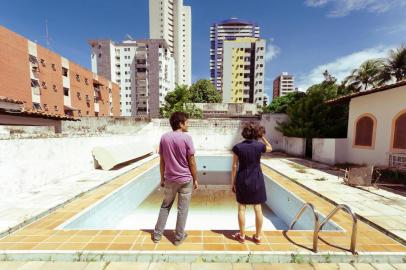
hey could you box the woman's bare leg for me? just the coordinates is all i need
[238,203,246,237]
[253,204,263,238]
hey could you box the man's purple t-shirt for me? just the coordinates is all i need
[159,131,195,183]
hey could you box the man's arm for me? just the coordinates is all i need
[160,154,165,187]
[187,154,199,190]
[231,153,238,193]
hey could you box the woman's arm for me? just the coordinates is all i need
[261,136,273,153]
[231,153,238,193]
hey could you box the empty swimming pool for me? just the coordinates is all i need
[59,156,341,231]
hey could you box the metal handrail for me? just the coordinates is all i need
[288,203,320,252]
[317,204,358,254]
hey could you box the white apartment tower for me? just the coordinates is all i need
[89,39,175,117]
[149,0,191,86]
[273,72,296,99]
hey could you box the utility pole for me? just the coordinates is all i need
[45,18,51,49]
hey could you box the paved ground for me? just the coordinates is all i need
[261,154,406,242]
[0,154,158,236]
[0,262,405,270]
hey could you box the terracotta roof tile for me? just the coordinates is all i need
[0,108,79,121]
[326,80,406,104]
[0,96,24,104]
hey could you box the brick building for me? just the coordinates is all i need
[0,26,120,117]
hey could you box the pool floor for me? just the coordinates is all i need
[118,185,288,230]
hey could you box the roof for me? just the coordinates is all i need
[0,108,79,121]
[326,80,406,104]
[0,96,24,104]
[214,18,258,27]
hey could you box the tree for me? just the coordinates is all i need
[343,59,385,92]
[161,85,202,118]
[189,79,222,103]
[277,81,349,139]
[380,44,406,83]
[263,92,305,114]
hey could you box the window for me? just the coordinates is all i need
[31,79,40,87]
[40,59,46,67]
[76,74,80,82]
[84,78,89,85]
[77,92,81,100]
[53,84,57,92]
[54,105,58,111]
[392,111,406,150]
[51,63,56,71]
[41,81,47,89]
[33,102,42,110]
[63,87,70,96]
[62,67,68,77]
[354,114,376,148]
[43,104,48,111]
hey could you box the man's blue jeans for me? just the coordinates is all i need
[153,180,192,241]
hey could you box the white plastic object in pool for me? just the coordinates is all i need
[92,141,154,170]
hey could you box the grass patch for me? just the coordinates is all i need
[289,163,308,173]
[296,169,307,174]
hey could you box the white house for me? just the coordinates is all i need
[322,80,406,167]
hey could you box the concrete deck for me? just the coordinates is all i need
[0,154,158,237]
[261,155,406,243]
[0,262,405,270]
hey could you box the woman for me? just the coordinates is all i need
[231,123,272,244]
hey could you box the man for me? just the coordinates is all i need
[152,112,198,246]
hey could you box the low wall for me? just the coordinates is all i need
[0,135,143,196]
[151,119,256,151]
[0,117,150,139]
[260,113,288,151]
[283,137,306,157]
[312,138,348,165]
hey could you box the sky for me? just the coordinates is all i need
[1,0,406,100]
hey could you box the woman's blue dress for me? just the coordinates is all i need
[232,139,267,205]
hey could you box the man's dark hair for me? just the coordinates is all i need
[169,112,189,131]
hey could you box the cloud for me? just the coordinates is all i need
[305,0,406,17]
[376,22,406,34]
[265,39,280,62]
[296,45,394,91]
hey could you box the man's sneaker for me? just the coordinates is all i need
[151,234,161,243]
[174,233,188,246]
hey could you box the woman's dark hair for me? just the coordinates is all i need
[257,125,266,138]
[169,112,189,131]
[241,123,265,140]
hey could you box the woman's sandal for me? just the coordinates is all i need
[233,232,245,244]
[252,235,261,245]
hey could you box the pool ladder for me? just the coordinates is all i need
[288,203,358,254]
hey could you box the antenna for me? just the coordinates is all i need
[45,18,51,48]
[126,34,134,40]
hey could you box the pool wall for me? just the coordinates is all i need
[61,156,341,231]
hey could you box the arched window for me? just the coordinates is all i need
[393,111,406,150]
[354,115,376,148]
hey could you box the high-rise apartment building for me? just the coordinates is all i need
[273,72,295,99]
[89,39,175,117]
[222,38,265,105]
[0,26,120,118]
[210,18,260,92]
[149,0,191,86]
